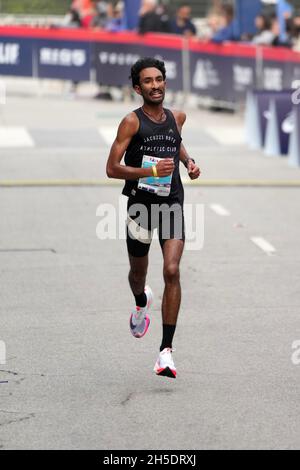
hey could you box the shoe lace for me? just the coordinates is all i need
[132,306,146,323]
[160,348,176,368]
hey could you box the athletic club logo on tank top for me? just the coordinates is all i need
[139,134,178,155]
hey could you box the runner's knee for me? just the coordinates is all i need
[163,263,180,283]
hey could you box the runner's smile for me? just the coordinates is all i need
[150,90,163,99]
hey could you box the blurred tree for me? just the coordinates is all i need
[0,0,71,15]
[2,0,300,18]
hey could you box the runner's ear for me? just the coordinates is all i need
[134,85,142,96]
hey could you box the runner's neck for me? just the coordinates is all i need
[141,105,166,123]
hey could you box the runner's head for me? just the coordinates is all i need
[130,57,166,106]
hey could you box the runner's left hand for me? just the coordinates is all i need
[187,160,201,180]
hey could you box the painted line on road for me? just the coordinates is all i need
[0,248,56,253]
[203,126,245,145]
[185,179,300,187]
[0,179,121,187]
[209,204,231,216]
[0,127,35,148]
[1,179,300,188]
[251,237,276,255]
[98,127,116,146]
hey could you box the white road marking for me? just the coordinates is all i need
[0,127,35,147]
[209,204,231,216]
[204,126,245,145]
[251,237,276,255]
[98,127,116,146]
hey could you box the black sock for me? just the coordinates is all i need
[134,291,147,308]
[160,324,176,351]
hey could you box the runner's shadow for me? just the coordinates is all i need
[150,388,175,395]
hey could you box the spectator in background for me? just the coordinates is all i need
[61,8,82,28]
[292,13,300,51]
[80,1,97,28]
[71,0,93,17]
[138,0,171,34]
[206,3,224,37]
[271,14,292,47]
[286,17,299,45]
[71,0,81,13]
[105,2,125,32]
[293,11,300,31]
[211,3,240,43]
[68,0,96,28]
[252,14,275,45]
[282,1,294,19]
[170,3,197,37]
[156,3,172,32]
[91,0,110,28]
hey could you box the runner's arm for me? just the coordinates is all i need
[106,113,153,180]
[179,143,194,167]
[106,113,174,180]
[172,110,201,179]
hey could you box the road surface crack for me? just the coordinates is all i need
[0,412,35,428]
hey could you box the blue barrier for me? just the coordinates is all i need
[264,92,293,156]
[1,27,300,101]
[288,104,300,167]
[245,88,300,167]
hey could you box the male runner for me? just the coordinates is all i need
[106,57,200,378]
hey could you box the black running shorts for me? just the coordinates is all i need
[126,196,185,257]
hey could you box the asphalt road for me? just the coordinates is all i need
[1,81,300,450]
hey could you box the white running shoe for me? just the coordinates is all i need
[129,285,153,338]
[154,347,176,378]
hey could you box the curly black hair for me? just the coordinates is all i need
[130,57,166,87]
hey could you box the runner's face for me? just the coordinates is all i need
[135,67,166,105]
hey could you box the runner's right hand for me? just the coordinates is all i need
[155,158,175,177]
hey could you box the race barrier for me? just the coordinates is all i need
[288,104,300,167]
[1,26,300,101]
[264,91,293,157]
[245,88,300,166]
[245,90,275,150]
[245,90,292,151]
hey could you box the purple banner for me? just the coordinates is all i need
[36,39,91,80]
[255,90,292,148]
[190,52,234,102]
[288,103,300,167]
[232,57,256,100]
[261,60,292,91]
[94,42,143,87]
[143,46,183,92]
[0,37,32,76]
[1,28,300,105]
[94,42,183,91]
[274,93,294,154]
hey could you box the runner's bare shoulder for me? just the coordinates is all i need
[170,109,186,133]
[118,112,140,139]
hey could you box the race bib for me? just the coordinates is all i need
[138,155,173,197]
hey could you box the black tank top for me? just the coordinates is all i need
[122,107,184,205]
